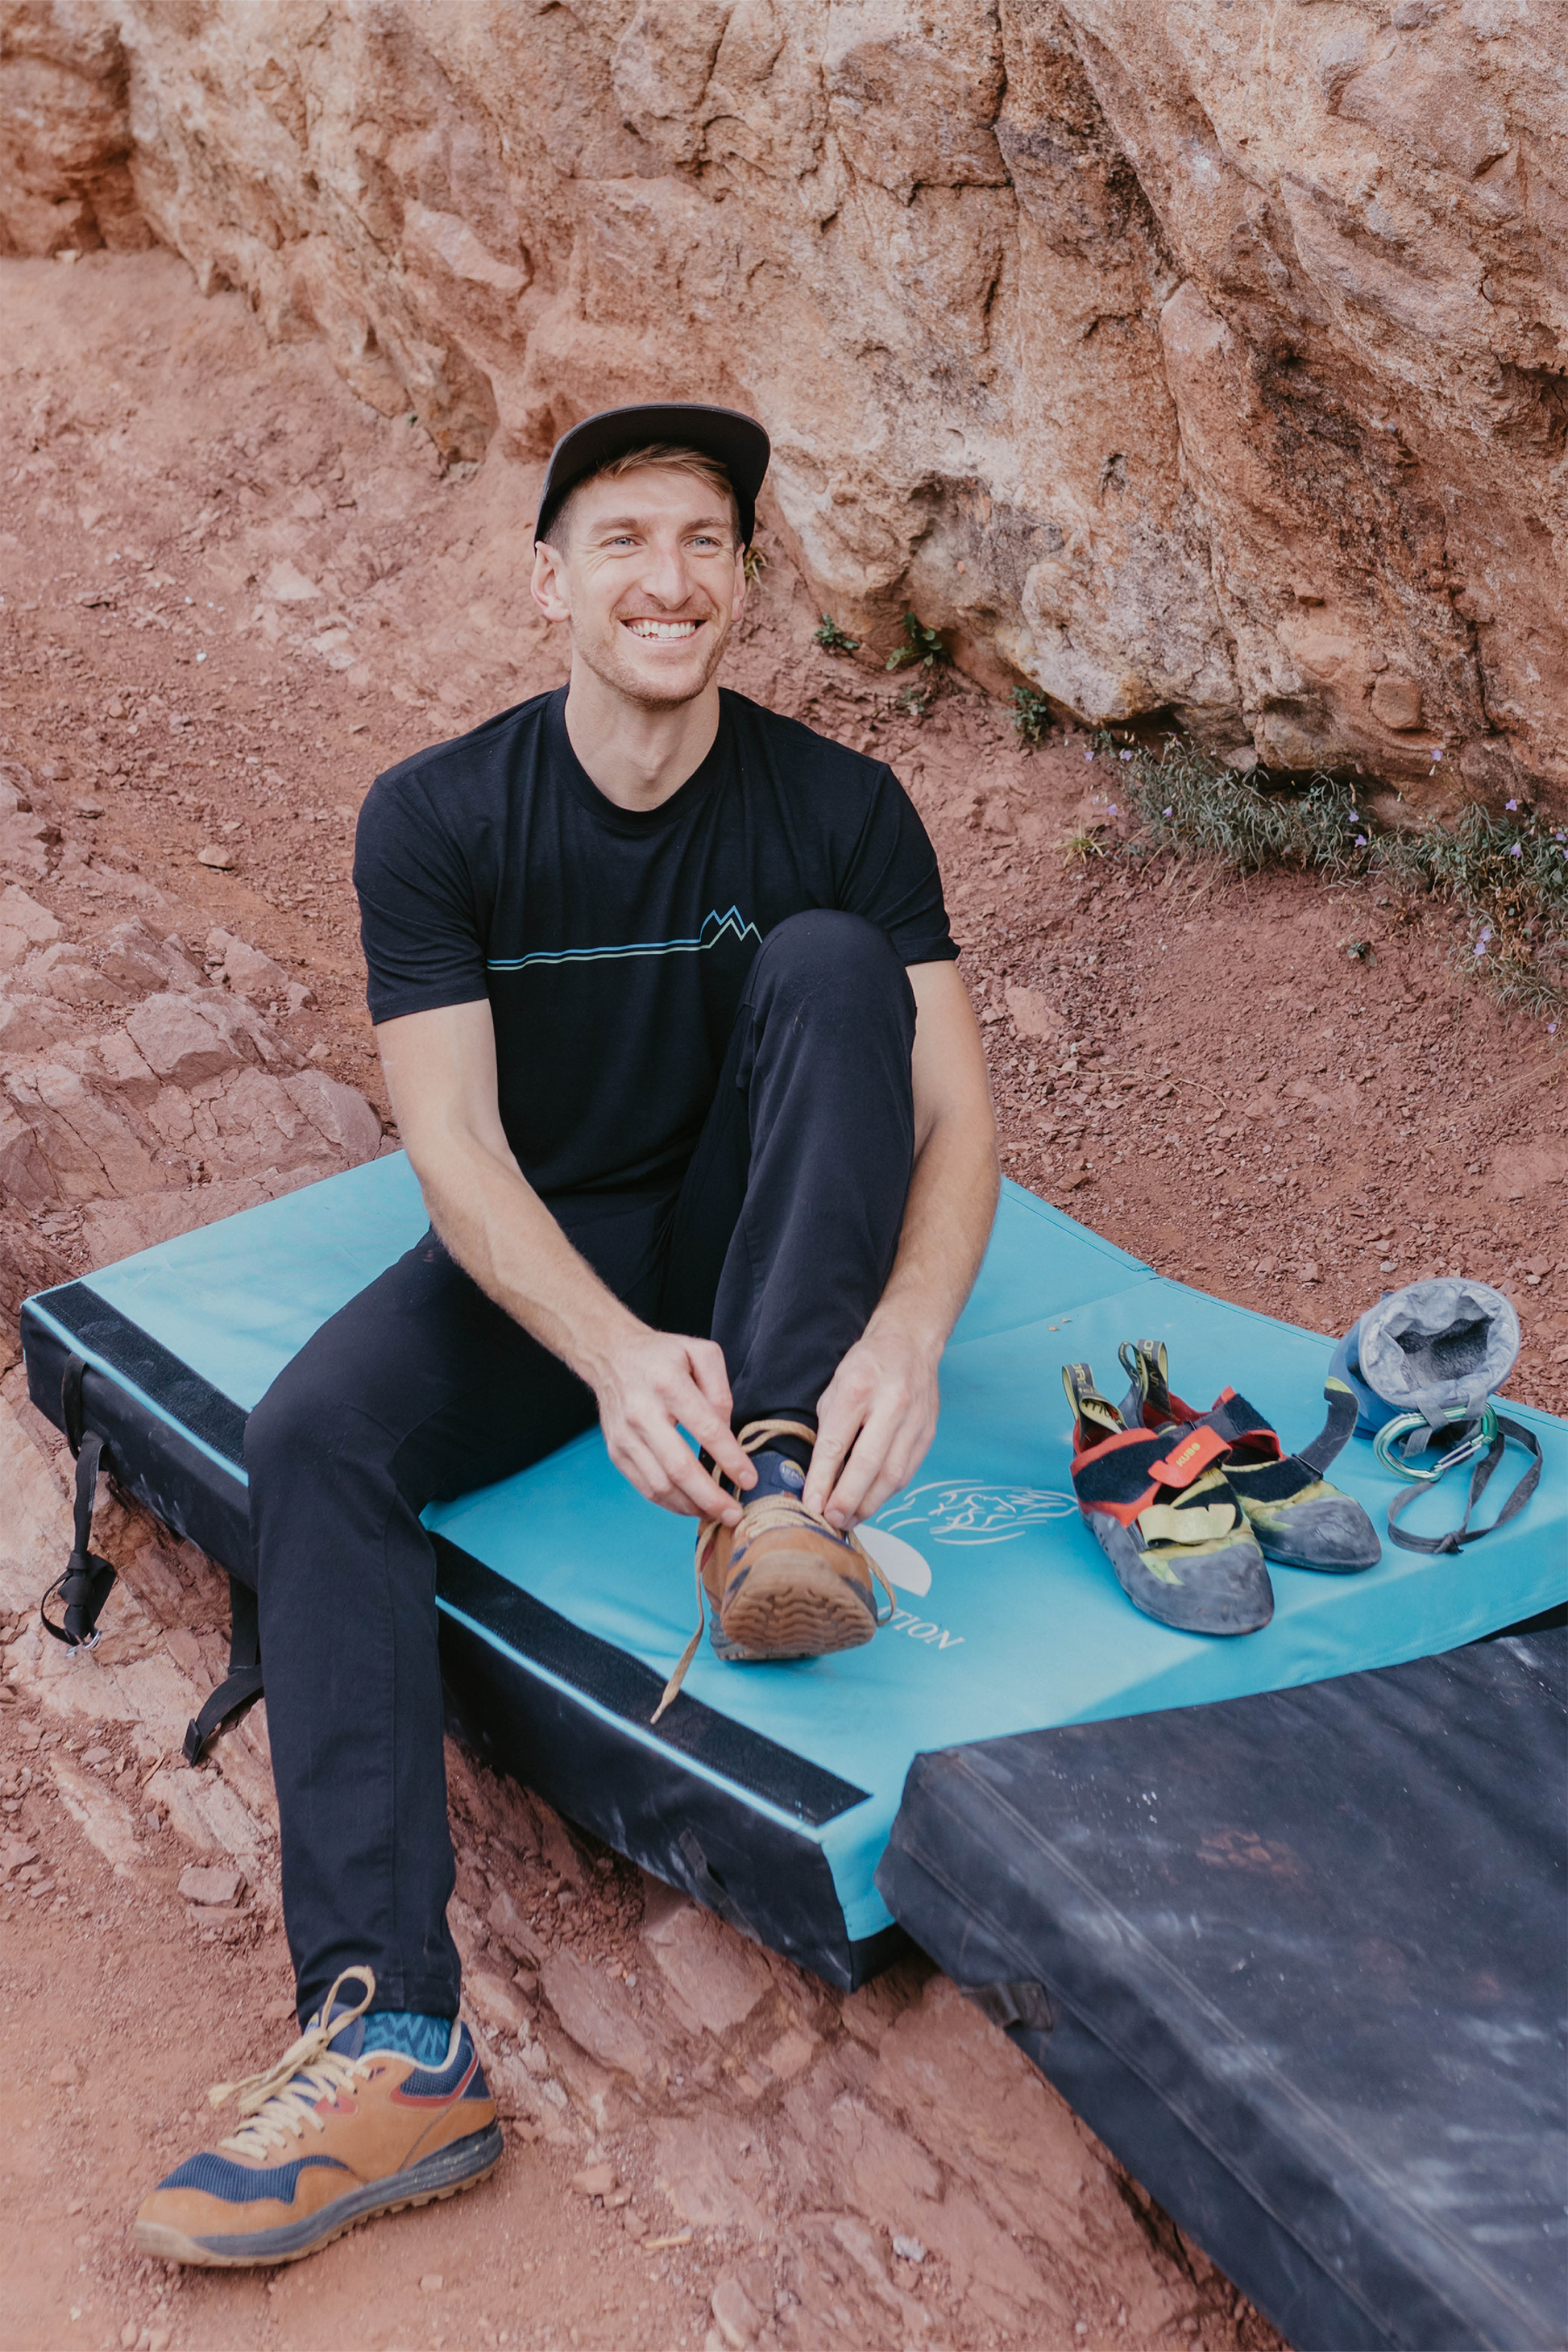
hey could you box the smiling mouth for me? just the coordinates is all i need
[623,617,703,641]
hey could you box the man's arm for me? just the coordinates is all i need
[803,960,998,1529]
[375,1000,756,1524]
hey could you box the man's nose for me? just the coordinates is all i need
[639,539,697,608]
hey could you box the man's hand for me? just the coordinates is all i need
[803,1325,941,1531]
[590,1327,757,1527]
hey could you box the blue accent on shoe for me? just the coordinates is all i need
[749,1445,810,1501]
[361,2011,455,2066]
[156,2150,347,2205]
[399,2022,479,2100]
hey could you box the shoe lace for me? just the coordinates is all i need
[208,1967,378,2159]
[651,1420,894,1724]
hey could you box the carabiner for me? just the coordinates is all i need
[1374,1401,1498,1484]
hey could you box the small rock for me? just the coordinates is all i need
[197,845,237,869]
[892,2234,927,2263]
[570,2162,617,2200]
[49,2060,80,2086]
[0,1838,37,1875]
[710,2275,762,2347]
[419,2273,443,2294]
[177,1863,246,1907]
[121,2325,138,2349]
[81,1746,112,1769]
[1299,1261,1321,1284]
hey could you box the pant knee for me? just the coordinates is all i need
[245,1354,353,1494]
[752,909,908,1002]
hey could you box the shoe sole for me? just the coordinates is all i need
[131,2121,504,2267]
[720,1549,877,1661]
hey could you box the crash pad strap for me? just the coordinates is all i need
[40,1356,118,1652]
[184,1574,263,1765]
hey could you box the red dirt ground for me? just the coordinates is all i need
[0,248,1562,2352]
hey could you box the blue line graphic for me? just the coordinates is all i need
[487,905,761,975]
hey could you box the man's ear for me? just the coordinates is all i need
[532,540,570,624]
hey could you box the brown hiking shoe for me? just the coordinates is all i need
[132,1970,501,2267]
[652,1419,893,1721]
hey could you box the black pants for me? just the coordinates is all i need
[246,912,919,2019]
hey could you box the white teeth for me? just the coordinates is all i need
[626,619,699,640]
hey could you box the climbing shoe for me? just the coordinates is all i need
[1063,1363,1274,1635]
[653,1417,894,1721]
[132,1968,502,2267]
[1118,1341,1380,1574]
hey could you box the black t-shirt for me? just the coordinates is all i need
[355,685,956,1199]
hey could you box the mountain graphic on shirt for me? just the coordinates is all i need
[487,906,761,974]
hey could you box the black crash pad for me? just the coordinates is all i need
[876,1621,1568,2352]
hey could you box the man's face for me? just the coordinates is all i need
[531,466,746,709]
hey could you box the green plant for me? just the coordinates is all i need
[1379,803,1568,1021]
[895,681,934,720]
[1116,734,1371,877]
[813,614,860,654]
[1112,734,1568,1026]
[1012,685,1052,749]
[885,612,950,674]
[743,545,767,586]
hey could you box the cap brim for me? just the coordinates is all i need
[534,402,770,547]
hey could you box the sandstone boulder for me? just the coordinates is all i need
[126,990,246,1086]
[11,0,1553,798]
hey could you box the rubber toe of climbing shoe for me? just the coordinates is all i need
[1089,1515,1275,1636]
[1240,1486,1381,1574]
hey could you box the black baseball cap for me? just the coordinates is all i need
[533,401,771,549]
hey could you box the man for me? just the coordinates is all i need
[134,403,998,2267]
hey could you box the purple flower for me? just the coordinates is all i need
[1163,806,1173,819]
[1108,803,1118,816]
[1085,749,1094,761]
[1119,749,1134,761]
[1511,843,1522,857]
[1355,834,1367,847]
[1506,799,1518,811]
[1550,1023,1559,1035]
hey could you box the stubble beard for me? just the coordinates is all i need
[575,604,734,712]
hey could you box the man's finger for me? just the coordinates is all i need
[825,1399,906,1529]
[681,1404,754,1493]
[645,1423,743,1525]
[803,1383,867,1520]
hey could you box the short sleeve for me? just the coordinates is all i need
[354,765,492,1023]
[838,769,958,964]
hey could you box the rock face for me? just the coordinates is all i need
[1,0,1562,800]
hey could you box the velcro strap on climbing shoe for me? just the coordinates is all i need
[1072,1423,1232,1529]
[1145,1424,1230,1490]
[1296,1376,1359,1479]
[1191,1389,1283,1461]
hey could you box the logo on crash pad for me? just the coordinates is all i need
[859,1481,1076,1596]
